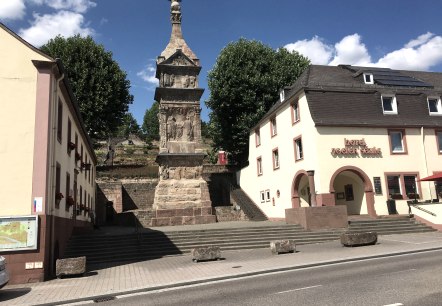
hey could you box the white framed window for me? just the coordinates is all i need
[292,101,300,124]
[294,137,303,161]
[428,97,442,115]
[382,95,398,114]
[437,131,442,153]
[363,73,374,84]
[279,90,285,102]
[272,148,279,170]
[255,128,261,146]
[270,117,277,136]
[260,191,265,203]
[389,130,406,154]
[265,189,271,202]
[257,157,263,176]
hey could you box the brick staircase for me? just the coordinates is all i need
[63,217,435,267]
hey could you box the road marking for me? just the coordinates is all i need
[383,303,403,306]
[380,268,416,276]
[275,285,322,295]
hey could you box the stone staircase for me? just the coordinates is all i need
[348,217,435,234]
[230,187,268,221]
[63,217,435,267]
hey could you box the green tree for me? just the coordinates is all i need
[142,101,160,141]
[41,35,133,139]
[200,120,209,140]
[115,113,141,138]
[206,38,309,165]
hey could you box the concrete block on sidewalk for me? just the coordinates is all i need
[340,232,377,247]
[270,240,296,254]
[191,246,221,262]
[56,256,86,278]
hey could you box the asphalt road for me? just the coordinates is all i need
[90,249,442,306]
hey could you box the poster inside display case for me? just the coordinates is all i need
[0,215,38,252]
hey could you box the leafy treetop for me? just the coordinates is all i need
[206,38,309,165]
[41,35,133,139]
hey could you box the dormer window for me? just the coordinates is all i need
[363,73,374,84]
[279,90,285,102]
[382,95,397,114]
[428,97,442,115]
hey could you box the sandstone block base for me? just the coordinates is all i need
[270,240,296,254]
[56,256,86,278]
[285,206,348,230]
[151,215,216,227]
[191,246,221,262]
[340,232,377,247]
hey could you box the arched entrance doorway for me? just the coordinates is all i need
[329,166,376,217]
[291,170,313,208]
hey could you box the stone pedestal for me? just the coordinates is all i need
[285,206,348,230]
[152,154,216,226]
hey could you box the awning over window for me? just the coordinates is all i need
[418,173,442,181]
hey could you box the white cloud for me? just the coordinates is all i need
[405,32,433,48]
[329,34,371,66]
[284,36,333,65]
[19,11,95,47]
[0,0,26,20]
[43,0,96,13]
[285,33,442,71]
[376,34,442,71]
[137,64,158,87]
[26,0,96,13]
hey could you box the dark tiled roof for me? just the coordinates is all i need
[255,65,442,130]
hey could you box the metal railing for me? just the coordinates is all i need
[409,202,438,217]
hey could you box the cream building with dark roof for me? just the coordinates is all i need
[238,65,442,228]
[0,23,97,284]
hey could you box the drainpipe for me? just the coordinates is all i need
[421,126,432,199]
[49,66,65,277]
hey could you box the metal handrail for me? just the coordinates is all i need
[410,203,437,217]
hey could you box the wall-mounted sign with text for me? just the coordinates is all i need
[331,138,381,157]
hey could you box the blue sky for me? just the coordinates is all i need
[2,0,442,125]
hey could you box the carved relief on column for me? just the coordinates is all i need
[193,106,202,143]
[163,73,175,87]
[159,106,168,150]
[164,107,195,142]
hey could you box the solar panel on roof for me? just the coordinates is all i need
[368,70,433,88]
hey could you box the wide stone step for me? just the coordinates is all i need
[68,237,342,264]
[348,223,430,230]
[65,232,343,253]
[64,217,436,266]
[68,226,305,242]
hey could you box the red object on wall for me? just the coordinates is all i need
[218,151,227,165]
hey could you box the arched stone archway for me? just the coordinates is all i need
[291,170,309,208]
[329,166,376,217]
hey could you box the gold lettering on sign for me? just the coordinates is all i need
[331,138,381,157]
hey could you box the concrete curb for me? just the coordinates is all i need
[36,245,442,306]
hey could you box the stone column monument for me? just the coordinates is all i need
[151,0,216,226]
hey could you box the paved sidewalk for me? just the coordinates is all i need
[2,231,442,306]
